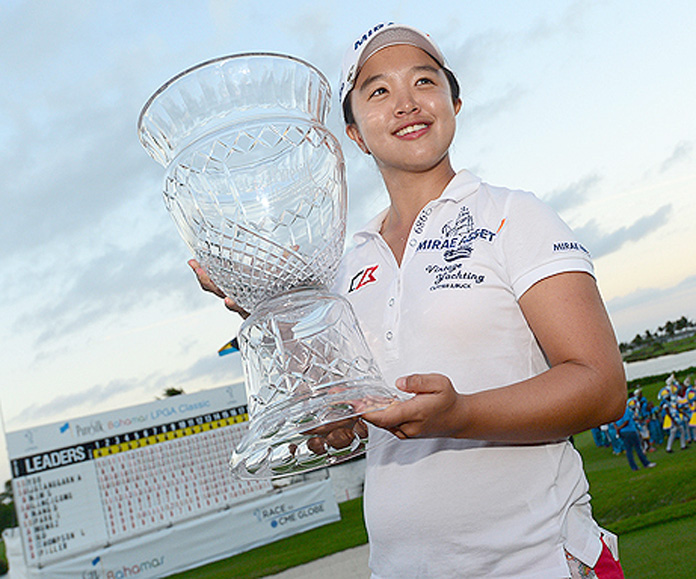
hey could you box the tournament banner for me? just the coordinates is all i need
[4,384,338,573]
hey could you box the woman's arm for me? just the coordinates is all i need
[363,272,627,442]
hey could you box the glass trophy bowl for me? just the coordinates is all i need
[138,53,402,479]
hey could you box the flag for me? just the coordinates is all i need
[218,337,239,356]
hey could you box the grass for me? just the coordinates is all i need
[576,431,696,532]
[619,517,696,578]
[576,368,696,531]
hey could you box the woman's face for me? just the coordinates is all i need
[346,44,461,176]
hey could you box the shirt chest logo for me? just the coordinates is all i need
[415,206,499,262]
[348,265,379,293]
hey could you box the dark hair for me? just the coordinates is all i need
[342,66,461,125]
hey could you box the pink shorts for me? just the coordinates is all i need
[566,539,624,579]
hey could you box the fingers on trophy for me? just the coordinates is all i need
[188,259,249,317]
[138,53,405,479]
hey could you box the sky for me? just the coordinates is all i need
[1,0,695,482]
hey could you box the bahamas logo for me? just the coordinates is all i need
[348,265,379,293]
[416,206,498,261]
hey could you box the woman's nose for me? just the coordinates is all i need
[394,90,419,116]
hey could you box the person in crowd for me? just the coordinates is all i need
[646,401,664,446]
[603,422,624,455]
[661,387,689,453]
[592,426,609,448]
[676,384,692,444]
[685,375,696,441]
[614,401,657,471]
[661,373,680,399]
[191,22,627,577]
[629,388,654,452]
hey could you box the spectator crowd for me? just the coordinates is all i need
[592,372,696,468]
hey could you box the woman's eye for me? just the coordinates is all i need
[416,77,435,86]
[369,87,387,98]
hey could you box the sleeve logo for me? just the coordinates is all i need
[552,241,590,255]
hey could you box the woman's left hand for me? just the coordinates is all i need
[362,373,465,439]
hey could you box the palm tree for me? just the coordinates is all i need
[663,320,676,337]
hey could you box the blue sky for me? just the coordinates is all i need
[1,0,695,480]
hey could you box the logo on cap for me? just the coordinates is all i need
[353,22,392,52]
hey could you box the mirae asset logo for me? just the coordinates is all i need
[553,241,590,254]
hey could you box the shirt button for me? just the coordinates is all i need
[409,239,417,247]
[388,297,395,307]
[385,331,393,341]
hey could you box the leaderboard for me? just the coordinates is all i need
[7,385,272,567]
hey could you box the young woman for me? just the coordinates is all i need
[192,23,627,578]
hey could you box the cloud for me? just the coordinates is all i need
[463,85,527,126]
[445,28,510,87]
[9,376,145,426]
[0,54,166,262]
[343,153,388,238]
[607,274,696,342]
[0,2,210,267]
[8,351,245,427]
[152,352,245,394]
[660,140,693,173]
[575,204,671,258]
[609,275,696,314]
[0,28,221,348]
[543,173,601,212]
[439,2,604,130]
[19,241,196,346]
[524,0,600,42]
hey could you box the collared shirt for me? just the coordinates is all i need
[333,170,600,578]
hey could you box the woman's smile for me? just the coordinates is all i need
[394,122,430,138]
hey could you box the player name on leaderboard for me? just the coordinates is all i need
[8,385,271,566]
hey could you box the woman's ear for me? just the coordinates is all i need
[346,124,371,155]
[453,98,462,116]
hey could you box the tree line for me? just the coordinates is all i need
[619,316,696,353]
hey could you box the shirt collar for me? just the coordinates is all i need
[352,170,482,244]
[439,169,482,202]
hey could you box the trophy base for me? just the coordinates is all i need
[230,377,400,479]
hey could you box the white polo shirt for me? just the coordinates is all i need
[333,170,602,578]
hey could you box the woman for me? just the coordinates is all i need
[192,23,627,578]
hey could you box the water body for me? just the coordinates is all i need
[624,349,696,381]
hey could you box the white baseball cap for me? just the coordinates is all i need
[339,22,447,108]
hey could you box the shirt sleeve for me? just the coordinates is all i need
[497,189,594,299]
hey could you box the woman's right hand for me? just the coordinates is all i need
[188,259,250,318]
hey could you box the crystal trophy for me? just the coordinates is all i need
[138,53,402,479]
